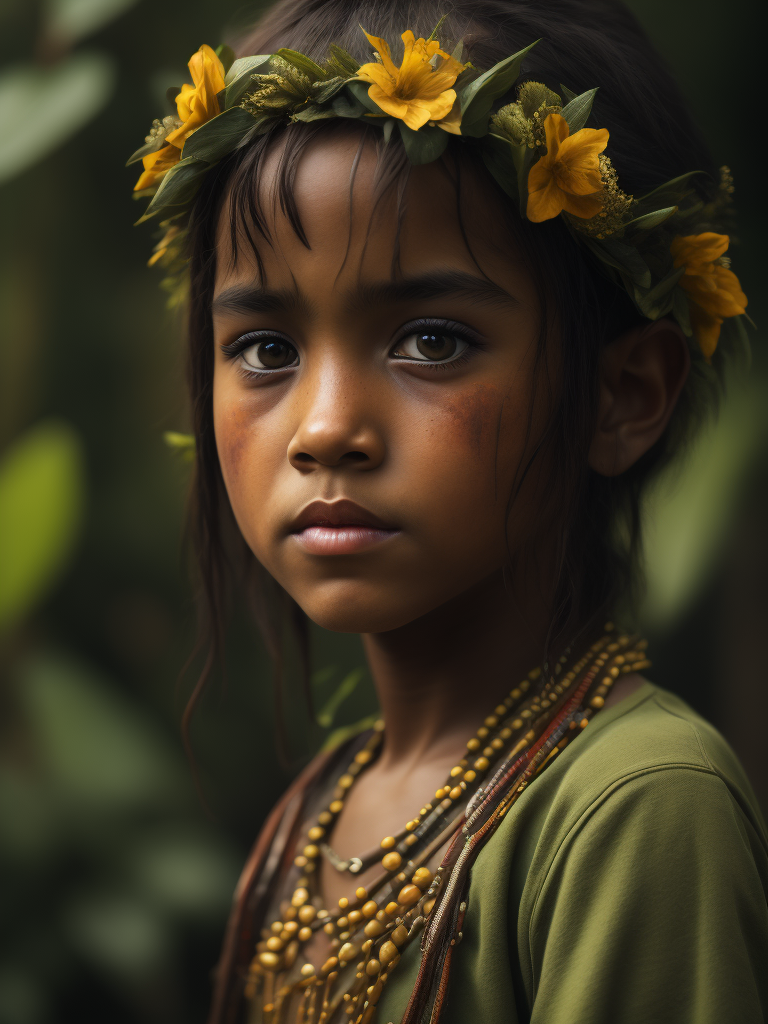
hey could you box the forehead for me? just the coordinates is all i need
[213,130,527,296]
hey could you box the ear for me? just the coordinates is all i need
[588,319,690,477]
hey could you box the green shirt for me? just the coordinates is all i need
[379,683,768,1023]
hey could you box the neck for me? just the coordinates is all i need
[362,569,551,770]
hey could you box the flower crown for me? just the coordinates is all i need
[129,26,748,360]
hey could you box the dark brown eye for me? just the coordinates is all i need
[395,332,468,363]
[241,338,298,370]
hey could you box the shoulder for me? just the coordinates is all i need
[542,682,767,838]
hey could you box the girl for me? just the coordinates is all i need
[129,1,766,1021]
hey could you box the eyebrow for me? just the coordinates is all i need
[211,270,520,321]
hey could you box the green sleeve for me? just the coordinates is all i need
[527,767,768,1024]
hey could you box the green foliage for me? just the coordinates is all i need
[0,53,115,185]
[46,0,142,45]
[316,668,365,728]
[182,106,259,163]
[0,420,84,633]
[458,41,539,137]
[560,87,598,132]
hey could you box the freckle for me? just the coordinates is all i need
[442,384,500,453]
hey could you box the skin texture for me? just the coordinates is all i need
[211,131,689,925]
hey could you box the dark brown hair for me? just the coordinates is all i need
[181,0,724,748]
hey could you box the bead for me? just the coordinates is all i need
[380,836,396,849]
[512,718,523,729]
[474,757,490,771]
[292,888,309,907]
[391,924,408,946]
[381,851,402,872]
[362,901,378,918]
[298,927,312,942]
[441,797,452,810]
[318,811,332,825]
[484,715,498,727]
[348,910,362,925]
[300,963,315,977]
[376,910,389,923]
[338,897,349,909]
[510,688,521,700]
[449,786,462,800]
[405,819,418,831]
[366,959,381,976]
[321,956,339,975]
[580,717,589,729]
[379,941,398,965]
[270,921,283,933]
[294,855,307,868]
[463,769,476,783]
[259,951,281,970]
[338,774,354,789]
[397,884,421,906]
[385,902,400,917]
[283,920,298,934]
[466,738,481,751]
[477,727,489,738]
[590,695,605,709]
[354,749,372,764]
[337,916,349,929]
[423,897,436,916]
[449,765,463,778]
[329,800,344,814]
[405,834,418,846]
[491,738,503,750]
[367,980,383,1004]
[364,919,384,938]
[434,787,446,799]
[412,867,433,889]
[266,936,284,951]
[308,826,325,841]
[356,887,368,901]
[298,905,316,924]
[304,861,316,874]
[338,942,357,963]
[324,922,335,935]
[303,844,319,858]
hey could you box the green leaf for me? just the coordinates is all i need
[223,55,271,107]
[584,236,651,288]
[636,171,703,209]
[560,87,598,133]
[316,668,365,728]
[398,121,449,165]
[672,287,692,336]
[459,40,539,137]
[345,79,387,115]
[560,84,577,103]
[163,431,195,462]
[623,205,678,233]
[321,714,379,753]
[46,0,140,45]
[145,156,209,214]
[328,44,361,77]
[277,48,328,81]
[181,106,257,162]
[632,265,684,319]
[0,53,115,185]
[292,104,338,123]
[382,118,396,145]
[331,90,367,118]
[125,137,166,167]
[481,133,521,200]
[215,44,235,74]
[312,76,346,105]
[0,421,84,632]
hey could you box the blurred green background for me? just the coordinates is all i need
[0,0,764,1021]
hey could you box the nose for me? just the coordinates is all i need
[287,370,386,472]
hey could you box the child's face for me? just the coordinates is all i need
[212,133,555,633]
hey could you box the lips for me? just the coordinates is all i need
[289,499,399,555]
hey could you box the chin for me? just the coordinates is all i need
[289,578,432,634]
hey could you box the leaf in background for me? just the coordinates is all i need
[641,383,768,629]
[45,0,141,46]
[316,668,365,728]
[19,654,187,806]
[0,53,115,186]
[321,714,378,753]
[0,420,84,632]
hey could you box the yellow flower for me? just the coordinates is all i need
[670,232,747,360]
[356,29,465,132]
[526,112,608,223]
[134,44,225,192]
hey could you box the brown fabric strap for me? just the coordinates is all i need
[206,747,338,1024]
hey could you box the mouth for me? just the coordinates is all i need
[289,499,400,555]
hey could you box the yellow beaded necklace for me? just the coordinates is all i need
[244,628,650,1024]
